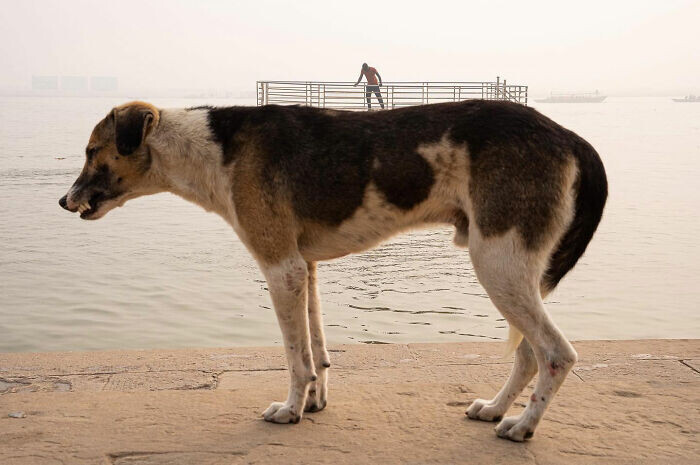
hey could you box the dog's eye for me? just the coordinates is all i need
[86,147,99,161]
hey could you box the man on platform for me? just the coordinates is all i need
[354,63,385,110]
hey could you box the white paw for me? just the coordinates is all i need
[304,371,328,412]
[495,414,536,441]
[466,399,505,422]
[262,401,302,424]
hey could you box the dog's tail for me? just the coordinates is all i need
[542,137,608,294]
[505,138,607,357]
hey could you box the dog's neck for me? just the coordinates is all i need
[147,108,237,222]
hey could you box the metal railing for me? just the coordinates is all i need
[256,77,527,110]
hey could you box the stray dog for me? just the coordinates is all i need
[59,100,607,441]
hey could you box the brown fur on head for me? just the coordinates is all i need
[59,101,161,220]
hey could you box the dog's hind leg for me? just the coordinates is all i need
[305,261,331,412]
[260,254,317,424]
[466,338,537,421]
[468,230,577,441]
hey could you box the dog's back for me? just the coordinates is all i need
[221,101,606,282]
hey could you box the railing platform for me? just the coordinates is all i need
[256,77,527,110]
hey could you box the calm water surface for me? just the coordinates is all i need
[1,96,698,352]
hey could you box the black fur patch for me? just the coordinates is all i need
[90,164,114,190]
[242,105,449,224]
[69,163,123,210]
[371,129,435,210]
[451,102,573,249]
[453,210,470,235]
[87,164,123,207]
[114,107,152,155]
[70,163,112,194]
[205,107,256,165]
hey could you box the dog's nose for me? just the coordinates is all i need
[59,195,69,210]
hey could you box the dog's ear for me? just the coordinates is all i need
[113,102,160,155]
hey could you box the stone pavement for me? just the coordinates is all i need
[1,339,698,464]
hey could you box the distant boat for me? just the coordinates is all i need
[672,95,699,103]
[535,91,606,103]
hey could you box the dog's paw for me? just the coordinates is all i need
[495,415,535,442]
[304,388,327,412]
[304,371,328,412]
[262,402,301,424]
[466,399,505,422]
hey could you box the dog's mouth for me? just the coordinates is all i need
[77,201,95,219]
[76,193,108,220]
[61,189,132,220]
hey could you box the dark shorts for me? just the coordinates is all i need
[365,85,384,109]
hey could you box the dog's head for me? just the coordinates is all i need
[59,101,161,220]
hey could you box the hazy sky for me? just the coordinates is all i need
[1,0,698,95]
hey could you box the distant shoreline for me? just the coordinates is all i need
[0,92,257,99]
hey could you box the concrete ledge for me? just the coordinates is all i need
[1,340,698,464]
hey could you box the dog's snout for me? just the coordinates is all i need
[59,195,69,210]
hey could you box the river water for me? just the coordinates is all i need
[1,96,698,352]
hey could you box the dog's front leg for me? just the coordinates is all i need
[260,255,317,424]
[305,262,331,412]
